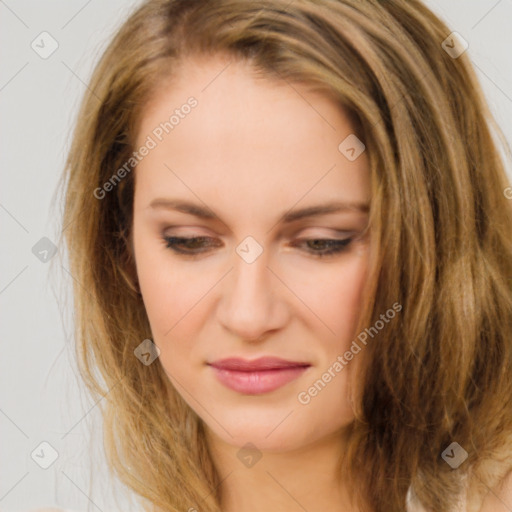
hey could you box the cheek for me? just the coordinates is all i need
[133,233,207,343]
[327,259,368,337]
[280,251,369,343]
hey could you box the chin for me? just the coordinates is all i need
[208,424,311,453]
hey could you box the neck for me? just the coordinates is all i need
[205,427,361,512]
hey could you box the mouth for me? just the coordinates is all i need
[207,356,311,394]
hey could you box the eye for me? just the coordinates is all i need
[162,235,355,258]
[163,236,220,254]
[290,237,354,258]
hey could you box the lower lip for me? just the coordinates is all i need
[209,365,310,394]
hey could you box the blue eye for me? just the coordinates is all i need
[163,236,354,258]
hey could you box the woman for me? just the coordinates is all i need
[56,0,512,510]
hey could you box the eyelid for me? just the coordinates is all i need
[161,223,363,236]
[163,235,357,260]
[296,228,356,237]
[161,228,359,243]
[161,226,216,237]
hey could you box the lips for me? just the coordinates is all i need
[207,356,311,394]
[208,356,311,372]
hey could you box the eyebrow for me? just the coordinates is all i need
[148,198,369,224]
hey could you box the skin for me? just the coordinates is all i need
[132,53,371,512]
[31,473,512,512]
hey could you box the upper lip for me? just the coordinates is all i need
[208,356,311,372]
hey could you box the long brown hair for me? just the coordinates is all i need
[58,1,512,510]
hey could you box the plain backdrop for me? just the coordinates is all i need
[1,1,512,511]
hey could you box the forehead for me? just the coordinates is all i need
[134,54,370,218]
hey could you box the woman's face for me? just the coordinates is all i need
[132,54,371,452]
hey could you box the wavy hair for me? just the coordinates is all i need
[59,0,512,510]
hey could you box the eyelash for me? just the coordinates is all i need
[162,235,354,258]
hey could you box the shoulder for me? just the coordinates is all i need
[478,470,512,512]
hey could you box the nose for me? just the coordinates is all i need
[216,247,289,342]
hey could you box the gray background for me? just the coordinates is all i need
[1,1,511,511]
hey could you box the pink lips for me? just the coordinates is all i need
[208,356,311,394]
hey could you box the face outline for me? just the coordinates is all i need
[131,54,371,454]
